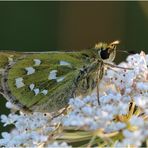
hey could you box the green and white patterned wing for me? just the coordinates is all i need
[4,52,85,112]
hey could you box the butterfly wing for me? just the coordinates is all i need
[4,52,86,112]
[0,51,23,97]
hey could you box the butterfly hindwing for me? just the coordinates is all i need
[7,52,85,112]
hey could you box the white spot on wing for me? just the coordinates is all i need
[29,83,35,90]
[57,76,65,82]
[48,70,57,80]
[25,67,35,75]
[33,88,40,96]
[41,89,48,95]
[60,60,71,66]
[15,77,25,88]
[34,59,41,66]
[15,77,23,82]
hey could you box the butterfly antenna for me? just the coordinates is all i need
[117,49,130,54]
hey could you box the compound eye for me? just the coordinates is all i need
[100,48,110,59]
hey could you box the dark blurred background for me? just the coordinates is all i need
[0,1,148,135]
[0,2,147,52]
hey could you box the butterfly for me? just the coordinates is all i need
[0,40,123,113]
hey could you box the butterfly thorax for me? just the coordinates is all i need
[72,41,118,97]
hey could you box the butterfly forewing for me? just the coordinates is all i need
[7,52,85,112]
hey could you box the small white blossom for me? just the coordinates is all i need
[129,116,144,127]
[81,106,93,116]
[62,114,85,127]
[137,82,148,91]
[122,129,144,146]
[5,101,18,110]
[47,141,71,148]
[1,114,19,126]
[105,122,126,133]
[69,97,85,108]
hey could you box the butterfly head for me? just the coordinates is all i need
[95,40,119,62]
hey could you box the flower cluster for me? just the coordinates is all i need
[0,51,148,147]
[0,112,55,147]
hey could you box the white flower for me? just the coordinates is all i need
[81,106,93,116]
[116,103,129,115]
[47,141,71,148]
[1,114,19,126]
[30,132,48,143]
[62,113,85,127]
[122,129,144,146]
[100,93,121,104]
[134,95,148,108]
[129,116,144,127]
[0,132,12,146]
[69,97,85,108]
[83,96,93,103]
[137,82,148,91]
[105,122,126,133]
[0,112,54,147]
[5,101,18,110]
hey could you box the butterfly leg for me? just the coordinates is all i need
[96,71,100,105]
[51,105,69,120]
[104,62,133,70]
[96,61,104,106]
